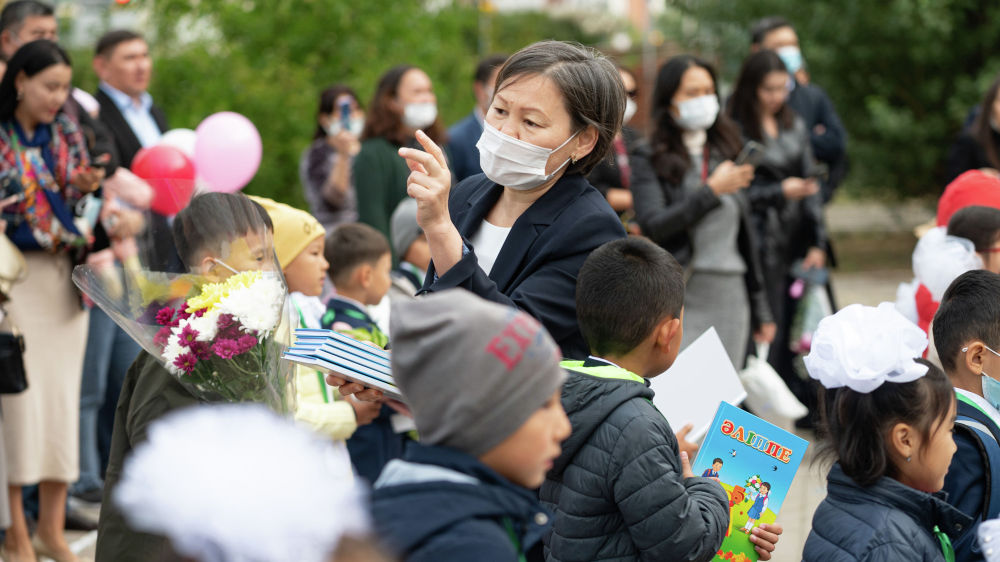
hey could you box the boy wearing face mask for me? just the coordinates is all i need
[934,269,1000,561]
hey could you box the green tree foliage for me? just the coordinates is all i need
[68,1,599,207]
[661,0,1000,197]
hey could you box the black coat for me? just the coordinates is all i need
[421,173,626,360]
[630,142,774,329]
[804,463,971,562]
[946,129,1000,185]
[540,360,730,562]
[372,443,552,562]
[786,81,848,201]
[94,89,169,169]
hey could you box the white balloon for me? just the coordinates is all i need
[159,128,198,158]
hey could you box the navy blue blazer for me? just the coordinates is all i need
[943,396,1000,561]
[447,111,484,183]
[421,173,626,360]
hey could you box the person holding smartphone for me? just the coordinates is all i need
[300,84,364,231]
[727,49,827,418]
[630,54,775,369]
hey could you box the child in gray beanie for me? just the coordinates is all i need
[370,288,570,562]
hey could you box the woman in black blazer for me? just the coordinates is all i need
[398,40,627,360]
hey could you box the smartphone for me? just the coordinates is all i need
[339,100,352,131]
[735,140,765,166]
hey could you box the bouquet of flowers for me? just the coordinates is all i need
[151,270,290,411]
[72,192,295,414]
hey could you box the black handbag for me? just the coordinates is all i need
[0,305,27,394]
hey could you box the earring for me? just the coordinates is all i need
[16,90,23,100]
[906,456,911,463]
[570,154,578,164]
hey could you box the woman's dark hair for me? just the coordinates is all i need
[973,73,1000,170]
[816,359,954,488]
[312,84,361,140]
[493,40,625,176]
[726,50,794,142]
[947,205,1000,252]
[649,55,745,185]
[0,39,70,121]
[361,65,446,146]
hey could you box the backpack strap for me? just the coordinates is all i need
[955,415,1000,520]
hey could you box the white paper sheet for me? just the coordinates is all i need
[649,327,747,441]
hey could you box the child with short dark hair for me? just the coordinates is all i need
[371,290,570,561]
[321,222,401,483]
[322,222,392,347]
[541,237,782,561]
[96,192,276,562]
[934,269,1000,559]
[803,304,971,561]
[948,205,1000,274]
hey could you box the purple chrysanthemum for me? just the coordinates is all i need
[153,327,172,348]
[236,334,259,354]
[173,352,198,374]
[155,307,176,327]
[190,341,213,360]
[178,324,199,346]
[212,339,241,359]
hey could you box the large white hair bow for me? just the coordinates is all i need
[804,302,929,393]
[114,404,369,562]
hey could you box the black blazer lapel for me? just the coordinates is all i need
[487,174,590,292]
[95,89,143,168]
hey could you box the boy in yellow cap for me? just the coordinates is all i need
[249,196,380,444]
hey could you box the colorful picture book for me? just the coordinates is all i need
[694,402,809,562]
[282,328,403,401]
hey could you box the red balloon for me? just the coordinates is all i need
[131,145,196,215]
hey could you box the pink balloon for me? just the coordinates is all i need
[193,112,262,193]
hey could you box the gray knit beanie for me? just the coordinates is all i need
[390,289,566,457]
[390,198,422,260]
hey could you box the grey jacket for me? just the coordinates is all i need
[539,359,730,562]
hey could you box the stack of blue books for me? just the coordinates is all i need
[282,328,402,400]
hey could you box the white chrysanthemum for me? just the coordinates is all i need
[114,405,368,562]
[217,277,284,334]
[187,308,221,342]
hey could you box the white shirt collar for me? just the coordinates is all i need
[956,387,1000,428]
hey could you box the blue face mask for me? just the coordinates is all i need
[776,46,803,75]
[967,343,1000,410]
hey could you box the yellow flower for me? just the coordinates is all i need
[186,270,263,313]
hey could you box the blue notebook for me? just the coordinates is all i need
[282,328,402,400]
[693,402,809,562]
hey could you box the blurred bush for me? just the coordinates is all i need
[68,0,599,207]
[660,0,1000,198]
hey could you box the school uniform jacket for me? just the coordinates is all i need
[943,394,1000,561]
[421,173,626,360]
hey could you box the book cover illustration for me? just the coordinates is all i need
[693,401,809,562]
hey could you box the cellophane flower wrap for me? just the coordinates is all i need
[71,192,295,414]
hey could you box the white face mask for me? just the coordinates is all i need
[402,102,438,129]
[476,123,579,191]
[623,98,638,125]
[674,94,719,131]
[327,117,365,137]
